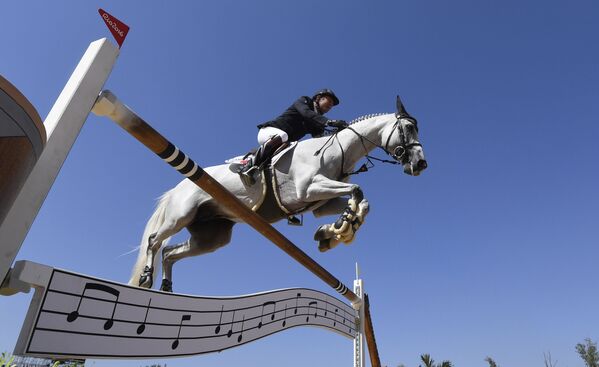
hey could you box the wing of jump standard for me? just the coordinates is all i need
[9,260,356,360]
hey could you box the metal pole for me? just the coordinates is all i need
[92,90,361,306]
[353,267,365,367]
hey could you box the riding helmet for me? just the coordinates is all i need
[313,88,340,106]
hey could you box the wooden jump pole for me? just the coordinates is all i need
[92,90,361,305]
[363,294,381,367]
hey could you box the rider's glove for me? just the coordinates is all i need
[326,119,348,130]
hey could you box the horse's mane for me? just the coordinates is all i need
[322,112,389,136]
[349,113,389,125]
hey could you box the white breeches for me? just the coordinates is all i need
[257,126,289,145]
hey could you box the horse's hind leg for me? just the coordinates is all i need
[138,200,199,288]
[160,218,235,292]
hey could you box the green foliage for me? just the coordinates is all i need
[485,356,498,367]
[0,352,16,367]
[51,360,85,367]
[543,351,558,367]
[420,354,434,367]
[418,354,452,367]
[576,338,599,367]
[0,353,84,367]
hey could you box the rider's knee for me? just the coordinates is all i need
[277,131,289,143]
[258,127,288,145]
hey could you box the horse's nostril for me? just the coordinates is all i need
[417,160,428,170]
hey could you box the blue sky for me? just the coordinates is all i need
[1,1,598,366]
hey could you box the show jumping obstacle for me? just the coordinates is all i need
[0,38,380,367]
[92,90,360,305]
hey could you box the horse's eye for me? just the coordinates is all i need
[407,123,418,135]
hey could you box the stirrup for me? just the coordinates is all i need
[235,158,253,173]
[287,214,303,226]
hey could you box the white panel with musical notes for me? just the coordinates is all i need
[15,264,356,359]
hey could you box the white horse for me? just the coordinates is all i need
[130,97,427,292]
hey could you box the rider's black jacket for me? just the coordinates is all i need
[257,96,328,141]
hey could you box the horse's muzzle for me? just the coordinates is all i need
[404,159,427,176]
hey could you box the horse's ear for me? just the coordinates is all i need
[396,95,409,117]
[396,95,418,131]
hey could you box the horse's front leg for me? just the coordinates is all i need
[312,197,348,218]
[301,176,370,252]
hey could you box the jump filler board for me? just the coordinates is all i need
[11,261,356,359]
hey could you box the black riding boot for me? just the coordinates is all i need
[240,136,284,185]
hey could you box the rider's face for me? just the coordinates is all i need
[317,95,335,114]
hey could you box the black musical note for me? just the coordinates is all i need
[136,298,152,335]
[227,310,236,338]
[258,301,276,329]
[67,282,120,330]
[306,301,318,322]
[345,309,352,333]
[282,303,289,327]
[171,314,191,350]
[214,305,224,334]
[294,293,301,315]
[333,307,339,327]
[237,315,245,343]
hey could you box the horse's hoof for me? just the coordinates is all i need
[318,239,331,252]
[160,279,173,293]
[314,225,331,241]
[138,266,153,288]
[138,274,153,288]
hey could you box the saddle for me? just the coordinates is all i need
[227,142,291,174]
[226,142,305,225]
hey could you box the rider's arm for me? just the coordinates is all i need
[293,97,329,126]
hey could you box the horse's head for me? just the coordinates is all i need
[384,96,427,176]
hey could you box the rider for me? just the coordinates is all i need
[239,88,348,185]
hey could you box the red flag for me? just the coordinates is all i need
[98,9,130,48]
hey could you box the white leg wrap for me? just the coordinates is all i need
[318,199,369,250]
[348,197,358,212]
[355,200,370,227]
[331,199,370,245]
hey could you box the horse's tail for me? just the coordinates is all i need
[129,192,171,286]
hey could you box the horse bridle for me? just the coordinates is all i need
[320,114,421,178]
[383,114,422,164]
